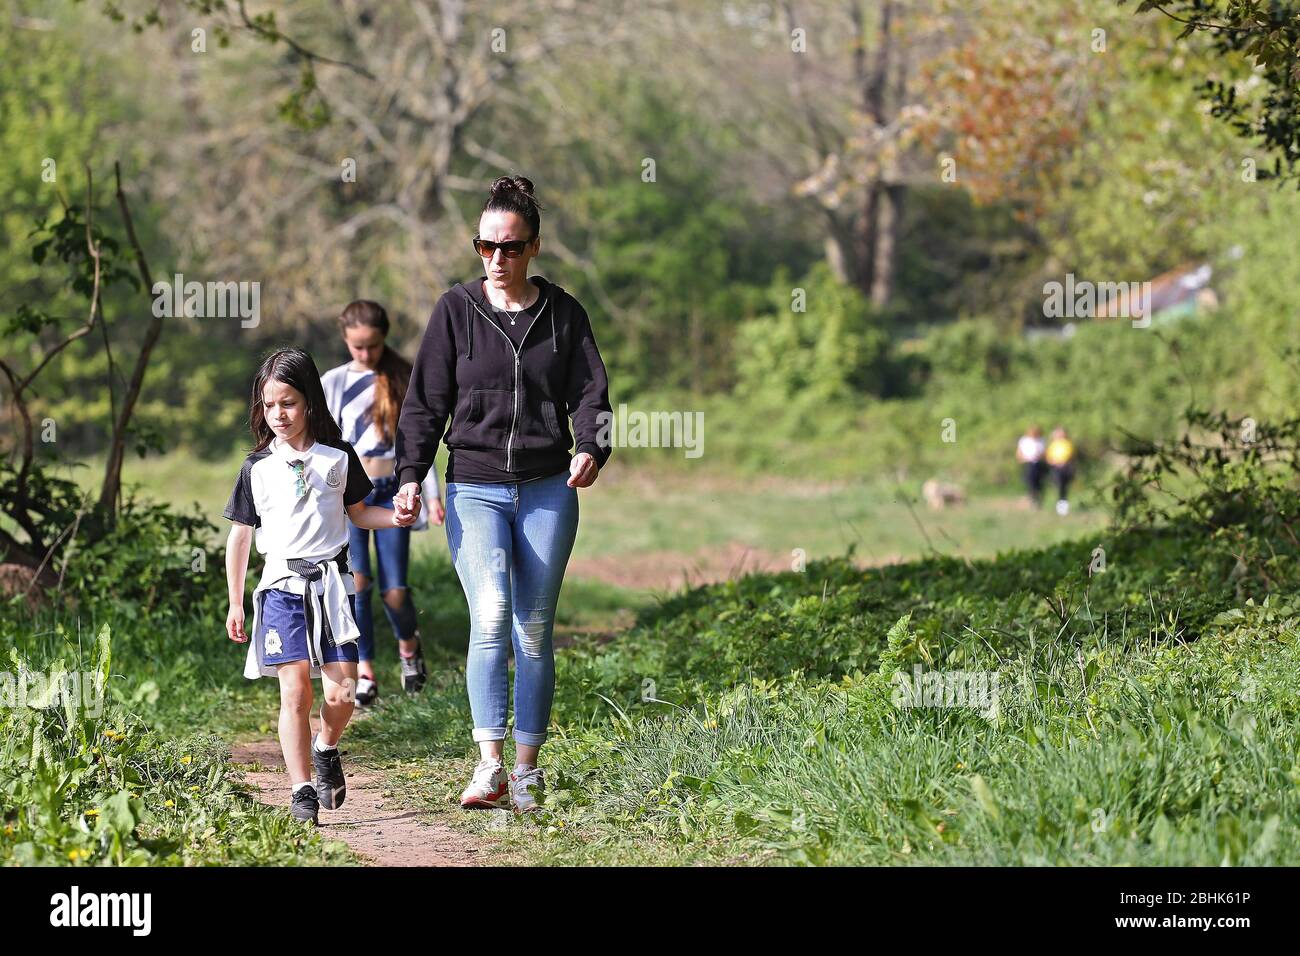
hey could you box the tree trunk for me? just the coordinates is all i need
[871,183,901,308]
[855,0,896,304]
[98,165,162,522]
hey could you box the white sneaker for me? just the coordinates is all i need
[509,765,546,813]
[1055,499,1070,516]
[459,758,509,809]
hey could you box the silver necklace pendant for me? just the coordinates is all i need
[493,290,530,327]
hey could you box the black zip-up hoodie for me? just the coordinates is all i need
[395,274,613,488]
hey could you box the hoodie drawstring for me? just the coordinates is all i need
[465,298,473,360]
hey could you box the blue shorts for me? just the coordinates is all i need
[257,588,359,667]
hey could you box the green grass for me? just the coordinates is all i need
[65,449,1107,577]
[13,421,1297,867]
[341,500,1300,865]
[9,491,1296,865]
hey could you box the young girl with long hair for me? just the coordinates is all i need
[224,348,416,825]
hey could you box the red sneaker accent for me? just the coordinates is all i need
[460,782,509,809]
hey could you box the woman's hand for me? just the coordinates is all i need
[394,482,422,524]
[567,452,599,488]
[427,496,445,526]
[226,603,247,643]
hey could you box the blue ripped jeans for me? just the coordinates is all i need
[347,475,418,662]
[444,471,578,747]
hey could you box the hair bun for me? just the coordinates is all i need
[490,175,536,199]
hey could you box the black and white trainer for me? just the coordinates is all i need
[290,784,319,825]
[354,676,378,707]
[312,743,347,810]
[400,643,427,694]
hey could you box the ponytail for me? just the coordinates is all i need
[339,300,412,445]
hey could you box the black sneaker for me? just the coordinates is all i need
[355,676,378,707]
[312,743,346,810]
[400,643,427,693]
[290,784,319,825]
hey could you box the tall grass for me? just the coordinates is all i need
[0,622,352,865]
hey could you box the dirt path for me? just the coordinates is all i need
[566,541,902,592]
[230,719,485,866]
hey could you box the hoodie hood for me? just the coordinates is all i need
[455,274,559,360]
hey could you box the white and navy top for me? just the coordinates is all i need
[322,361,442,526]
[223,437,373,562]
[321,366,394,459]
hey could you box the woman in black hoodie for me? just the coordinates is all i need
[393,176,612,812]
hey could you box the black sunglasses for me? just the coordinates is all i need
[473,236,535,259]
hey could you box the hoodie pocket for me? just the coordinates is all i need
[540,400,562,440]
[512,395,565,451]
[461,388,514,449]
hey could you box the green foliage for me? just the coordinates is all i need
[910,318,1027,385]
[1043,23,1247,283]
[551,74,819,397]
[1112,406,1300,530]
[891,185,1044,329]
[734,262,891,412]
[1126,0,1300,180]
[0,459,223,621]
[64,496,224,619]
[0,624,347,865]
[0,7,104,307]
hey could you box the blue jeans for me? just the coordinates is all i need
[445,471,578,747]
[348,474,418,662]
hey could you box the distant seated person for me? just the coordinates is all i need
[1016,425,1046,507]
[1045,427,1076,516]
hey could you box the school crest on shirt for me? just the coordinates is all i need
[265,628,283,655]
[325,464,341,488]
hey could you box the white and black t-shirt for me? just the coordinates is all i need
[223,438,373,562]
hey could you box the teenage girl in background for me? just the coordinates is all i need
[322,302,444,706]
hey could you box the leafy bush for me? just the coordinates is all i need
[1,459,223,621]
[734,262,891,413]
[911,317,1028,385]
